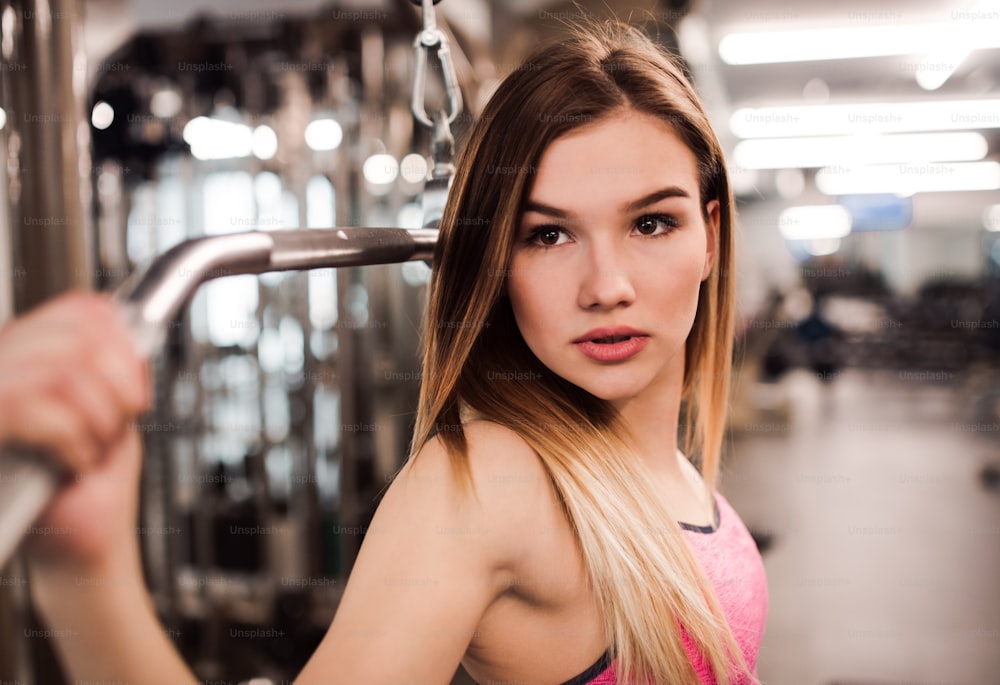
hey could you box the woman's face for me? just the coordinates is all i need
[507,109,718,408]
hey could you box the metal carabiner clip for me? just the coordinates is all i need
[412,27,463,129]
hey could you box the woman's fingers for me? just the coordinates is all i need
[0,291,155,570]
[0,291,151,477]
[89,294,152,414]
[0,391,99,476]
[56,366,131,448]
[92,345,150,419]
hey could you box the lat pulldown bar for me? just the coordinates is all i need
[0,226,438,568]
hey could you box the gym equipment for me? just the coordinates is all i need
[0,0,463,572]
[0,227,436,568]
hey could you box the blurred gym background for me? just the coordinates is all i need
[0,0,997,683]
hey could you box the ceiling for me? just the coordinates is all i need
[698,0,999,105]
[79,0,1000,211]
[69,0,1000,300]
[83,0,1000,113]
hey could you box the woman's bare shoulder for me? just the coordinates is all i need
[404,418,546,473]
[403,419,554,526]
[294,422,551,684]
[464,420,556,510]
[402,420,561,576]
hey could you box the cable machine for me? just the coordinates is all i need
[0,0,468,682]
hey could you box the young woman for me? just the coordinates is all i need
[0,21,767,685]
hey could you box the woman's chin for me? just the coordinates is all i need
[572,379,648,404]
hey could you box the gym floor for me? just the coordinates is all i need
[723,369,1000,684]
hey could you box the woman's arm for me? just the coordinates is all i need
[30,423,531,685]
[295,426,529,684]
[6,293,532,683]
[0,292,194,683]
[29,521,199,685]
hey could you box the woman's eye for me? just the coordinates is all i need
[633,215,678,236]
[528,226,569,246]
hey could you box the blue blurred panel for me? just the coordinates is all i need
[838,194,913,232]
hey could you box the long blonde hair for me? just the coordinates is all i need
[411,21,748,685]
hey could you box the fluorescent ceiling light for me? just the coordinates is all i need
[984,204,1000,231]
[304,119,343,152]
[730,99,1000,138]
[183,116,253,160]
[150,89,182,118]
[721,24,936,64]
[251,125,278,161]
[913,0,1000,90]
[816,161,1000,196]
[733,132,988,169]
[363,154,399,185]
[719,12,1000,65]
[399,153,429,184]
[778,205,852,241]
[92,101,114,130]
[805,238,842,257]
[915,48,969,91]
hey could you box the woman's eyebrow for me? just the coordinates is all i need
[523,186,692,219]
[522,200,570,218]
[624,186,691,212]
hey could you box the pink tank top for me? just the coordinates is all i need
[559,492,769,685]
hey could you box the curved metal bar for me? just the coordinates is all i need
[0,227,438,567]
[117,227,436,356]
[114,230,274,357]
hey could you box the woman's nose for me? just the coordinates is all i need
[577,244,637,310]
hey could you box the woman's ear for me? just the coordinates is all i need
[702,199,720,281]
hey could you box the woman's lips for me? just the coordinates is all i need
[574,334,650,362]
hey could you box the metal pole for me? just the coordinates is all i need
[2,0,94,312]
[1,1,92,682]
